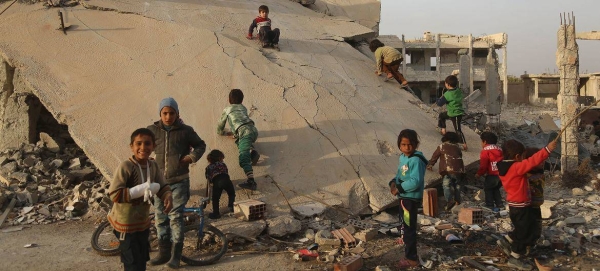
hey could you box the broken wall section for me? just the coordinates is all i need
[306,0,381,33]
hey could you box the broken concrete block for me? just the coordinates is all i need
[39,132,63,153]
[572,188,585,196]
[372,212,398,223]
[266,215,301,237]
[49,159,63,168]
[292,202,326,217]
[584,186,594,192]
[564,216,586,225]
[375,266,392,271]
[540,200,558,219]
[70,168,96,181]
[1,162,17,174]
[315,230,341,247]
[353,228,377,242]
[68,158,81,170]
[23,157,36,168]
[26,191,38,205]
[0,156,8,166]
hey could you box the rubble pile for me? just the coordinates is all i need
[0,133,111,227]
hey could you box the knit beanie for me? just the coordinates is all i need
[159,97,179,115]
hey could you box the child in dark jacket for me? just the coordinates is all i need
[497,139,556,270]
[247,5,280,49]
[427,132,465,211]
[389,129,426,269]
[436,75,467,151]
[475,132,504,211]
[205,149,236,219]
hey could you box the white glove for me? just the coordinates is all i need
[129,182,149,199]
[144,183,160,202]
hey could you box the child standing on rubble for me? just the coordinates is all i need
[475,132,504,211]
[426,132,465,211]
[524,147,546,250]
[107,128,173,271]
[436,75,467,151]
[496,139,556,270]
[389,129,426,269]
[205,149,235,219]
[148,97,207,269]
[247,5,280,49]
[217,89,260,190]
[369,39,409,88]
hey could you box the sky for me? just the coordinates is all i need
[379,0,600,76]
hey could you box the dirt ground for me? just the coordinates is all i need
[1,210,599,271]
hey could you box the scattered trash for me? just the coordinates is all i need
[24,243,38,248]
[445,234,462,244]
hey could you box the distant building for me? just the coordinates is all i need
[377,32,508,104]
[521,72,600,104]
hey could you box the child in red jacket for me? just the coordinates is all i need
[475,132,504,211]
[497,139,556,270]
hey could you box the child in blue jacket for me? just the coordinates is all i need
[389,129,426,269]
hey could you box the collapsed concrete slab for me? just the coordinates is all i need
[0,1,481,215]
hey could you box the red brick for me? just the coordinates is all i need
[334,254,363,271]
[458,208,484,224]
[422,188,438,217]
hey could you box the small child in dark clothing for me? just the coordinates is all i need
[524,147,545,248]
[427,132,465,211]
[475,132,504,211]
[247,5,280,49]
[205,149,236,219]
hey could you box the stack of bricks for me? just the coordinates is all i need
[233,199,266,221]
[458,208,484,224]
[331,228,357,248]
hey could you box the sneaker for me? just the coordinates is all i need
[208,212,221,219]
[262,42,270,48]
[273,44,280,50]
[507,258,533,271]
[238,179,257,190]
[228,206,234,213]
[250,150,260,166]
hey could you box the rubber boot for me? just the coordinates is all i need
[166,242,183,269]
[149,239,171,265]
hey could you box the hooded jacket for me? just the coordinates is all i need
[147,119,206,184]
[476,144,503,176]
[497,147,550,207]
[392,151,427,201]
[428,142,464,176]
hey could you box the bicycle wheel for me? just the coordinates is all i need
[91,220,121,256]
[181,224,228,266]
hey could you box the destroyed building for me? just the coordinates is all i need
[522,72,600,104]
[377,32,508,106]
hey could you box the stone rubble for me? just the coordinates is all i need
[0,133,110,227]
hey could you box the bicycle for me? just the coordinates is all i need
[91,197,228,266]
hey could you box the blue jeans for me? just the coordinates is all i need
[154,178,190,243]
[443,174,463,204]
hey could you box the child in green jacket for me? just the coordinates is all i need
[436,75,467,151]
[217,89,260,190]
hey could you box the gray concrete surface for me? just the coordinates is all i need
[0,0,480,215]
